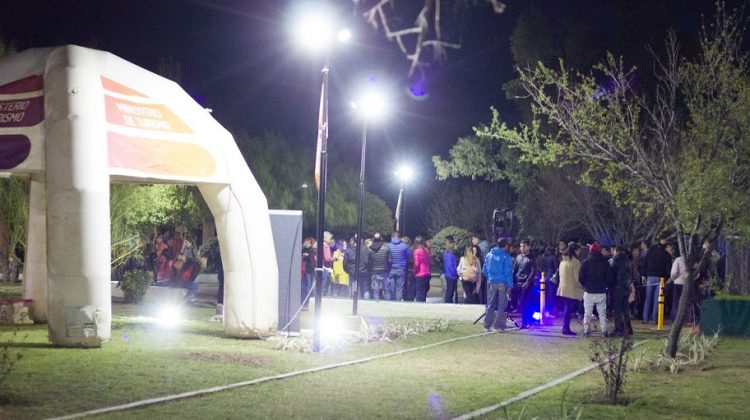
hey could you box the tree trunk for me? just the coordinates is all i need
[666,226,695,357]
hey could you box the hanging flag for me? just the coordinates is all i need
[395,189,402,233]
[314,81,327,191]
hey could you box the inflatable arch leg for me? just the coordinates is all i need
[44,47,111,347]
[23,175,48,323]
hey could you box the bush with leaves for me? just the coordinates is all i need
[431,226,472,266]
[119,270,153,304]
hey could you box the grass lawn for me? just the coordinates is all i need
[2,282,749,419]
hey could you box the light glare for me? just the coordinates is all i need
[157,304,183,327]
[396,165,414,182]
[337,28,351,43]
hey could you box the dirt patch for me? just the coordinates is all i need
[181,351,269,367]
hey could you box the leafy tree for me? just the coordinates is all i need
[110,184,208,271]
[427,179,514,236]
[480,4,750,357]
[235,130,393,238]
[0,39,27,275]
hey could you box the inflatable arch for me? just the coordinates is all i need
[0,45,279,347]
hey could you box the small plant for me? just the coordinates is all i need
[589,335,633,405]
[119,270,153,303]
[630,350,651,373]
[1,329,23,400]
[652,331,721,374]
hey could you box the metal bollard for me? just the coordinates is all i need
[540,272,546,326]
[657,277,665,330]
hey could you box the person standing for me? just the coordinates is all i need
[345,235,370,299]
[443,236,459,303]
[368,233,391,301]
[472,233,489,304]
[643,236,672,324]
[413,236,431,302]
[557,242,583,336]
[483,238,514,332]
[301,238,315,305]
[669,246,687,320]
[610,246,633,336]
[513,239,537,329]
[540,245,559,316]
[388,232,412,301]
[579,242,614,336]
[321,231,335,296]
[458,246,481,304]
[332,240,349,297]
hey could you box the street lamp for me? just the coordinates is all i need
[394,165,413,236]
[350,87,388,316]
[291,3,350,352]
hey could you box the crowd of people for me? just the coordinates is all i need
[302,229,719,338]
[144,231,202,300]
[482,234,717,337]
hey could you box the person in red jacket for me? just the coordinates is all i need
[413,236,432,302]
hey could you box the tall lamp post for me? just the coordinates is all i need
[395,165,413,236]
[292,6,350,352]
[351,89,387,316]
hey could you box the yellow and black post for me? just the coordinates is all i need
[657,277,665,330]
[540,272,546,326]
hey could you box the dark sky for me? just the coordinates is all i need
[0,0,515,234]
[5,1,740,235]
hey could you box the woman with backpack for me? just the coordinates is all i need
[458,246,482,304]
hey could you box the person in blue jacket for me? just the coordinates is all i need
[443,236,459,303]
[388,232,413,301]
[483,238,514,332]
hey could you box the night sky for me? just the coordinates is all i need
[0,0,513,231]
[3,1,741,235]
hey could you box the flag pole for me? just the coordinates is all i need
[313,59,329,353]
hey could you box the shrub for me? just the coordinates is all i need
[0,329,23,400]
[589,336,633,404]
[119,270,153,303]
[431,226,472,265]
[199,237,221,272]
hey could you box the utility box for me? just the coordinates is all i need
[269,210,302,335]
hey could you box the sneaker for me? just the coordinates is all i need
[483,327,491,333]
[216,303,224,316]
[562,330,577,336]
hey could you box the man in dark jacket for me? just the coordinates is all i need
[345,235,371,299]
[368,233,391,301]
[579,242,614,336]
[388,232,412,301]
[609,246,633,336]
[642,236,672,324]
[513,239,537,328]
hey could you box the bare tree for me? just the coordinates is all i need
[358,0,506,76]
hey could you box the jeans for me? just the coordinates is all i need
[371,273,386,300]
[612,293,632,334]
[301,273,313,305]
[671,284,683,320]
[321,269,331,296]
[444,277,458,303]
[583,292,608,334]
[415,275,430,302]
[642,276,661,323]
[404,272,416,301]
[561,297,579,333]
[484,283,510,330]
[388,269,406,301]
[462,280,479,304]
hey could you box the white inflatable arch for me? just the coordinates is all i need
[0,45,278,347]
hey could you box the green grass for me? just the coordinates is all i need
[1,288,749,419]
